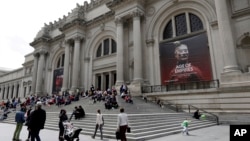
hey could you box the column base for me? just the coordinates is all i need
[115,81,125,86]
[131,78,144,85]
[223,65,240,73]
[35,91,45,97]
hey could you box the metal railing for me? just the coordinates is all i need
[142,79,219,93]
[157,100,219,125]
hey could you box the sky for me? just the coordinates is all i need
[0,0,90,70]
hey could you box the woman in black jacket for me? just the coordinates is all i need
[59,109,68,141]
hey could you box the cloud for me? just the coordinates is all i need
[0,0,90,69]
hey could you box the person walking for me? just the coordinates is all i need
[181,118,191,135]
[28,102,46,141]
[12,107,26,141]
[25,107,33,141]
[59,109,68,141]
[92,109,104,140]
[117,108,129,141]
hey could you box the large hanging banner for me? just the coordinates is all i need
[159,33,212,84]
[53,68,63,93]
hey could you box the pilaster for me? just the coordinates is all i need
[35,50,48,96]
[146,39,155,85]
[115,17,125,86]
[71,36,83,90]
[31,52,39,95]
[215,0,240,73]
[132,10,144,84]
[62,40,71,91]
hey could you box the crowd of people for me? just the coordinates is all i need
[0,84,197,141]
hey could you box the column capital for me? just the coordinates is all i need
[73,35,84,42]
[33,52,40,57]
[115,17,124,25]
[39,49,48,55]
[131,9,144,18]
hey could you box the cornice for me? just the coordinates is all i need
[59,19,86,32]
[232,8,250,19]
[84,0,112,12]
[107,0,145,11]
[30,36,51,47]
[86,11,115,29]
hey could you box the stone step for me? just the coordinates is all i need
[2,95,217,141]
[3,112,217,141]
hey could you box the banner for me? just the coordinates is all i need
[159,33,212,84]
[53,68,63,93]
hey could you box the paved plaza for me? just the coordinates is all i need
[0,122,229,141]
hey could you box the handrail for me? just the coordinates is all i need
[153,99,219,125]
[188,104,219,125]
[142,79,219,93]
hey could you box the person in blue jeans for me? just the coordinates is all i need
[13,107,26,141]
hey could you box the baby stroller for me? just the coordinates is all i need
[63,121,82,141]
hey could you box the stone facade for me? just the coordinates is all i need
[0,0,250,101]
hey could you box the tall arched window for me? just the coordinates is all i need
[56,54,65,68]
[163,12,204,40]
[96,38,117,58]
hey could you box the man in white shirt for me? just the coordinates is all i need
[92,109,104,140]
[117,108,129,141]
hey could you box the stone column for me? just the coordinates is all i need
[146,39,155,85]
[9,84,13,99]
[31,53,39,95]
[13,82,17,98]
[215,0,239,73]
[71,36,82,90]
[0,85,3,100]
[115,17,124,85]
[17,82,21,98]
[132,10,143,83]
[109,71,112,89]
[4,85,8,100]
[101,73,104,91]
[62,41,70,91]
[35,50,47,96]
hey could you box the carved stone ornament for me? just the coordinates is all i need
[237,32,250,49]
[146,7,155,17]
[115,17,124,25]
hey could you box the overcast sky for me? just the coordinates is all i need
[0,0,90,70]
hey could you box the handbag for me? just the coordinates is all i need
[127,127,131,133]
[116,131,121,140]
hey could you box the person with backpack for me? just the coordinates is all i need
[12,107,26,141]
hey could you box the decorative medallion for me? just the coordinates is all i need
[146,6,155,17]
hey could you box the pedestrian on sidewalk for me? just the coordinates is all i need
[117,107,129,141]
[181,118,191,135]
[59,109,68,141]
[25,106,33,141]
[28,101,46,141]
[92,109,104,140]
[12,107,26,141]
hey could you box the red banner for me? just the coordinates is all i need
[159,33,212,84]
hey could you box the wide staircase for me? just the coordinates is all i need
[1,95,218,141]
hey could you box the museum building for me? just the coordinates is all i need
[0,0,250,122]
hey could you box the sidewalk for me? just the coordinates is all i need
[0,122,116,141]
[0,123,229,141]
